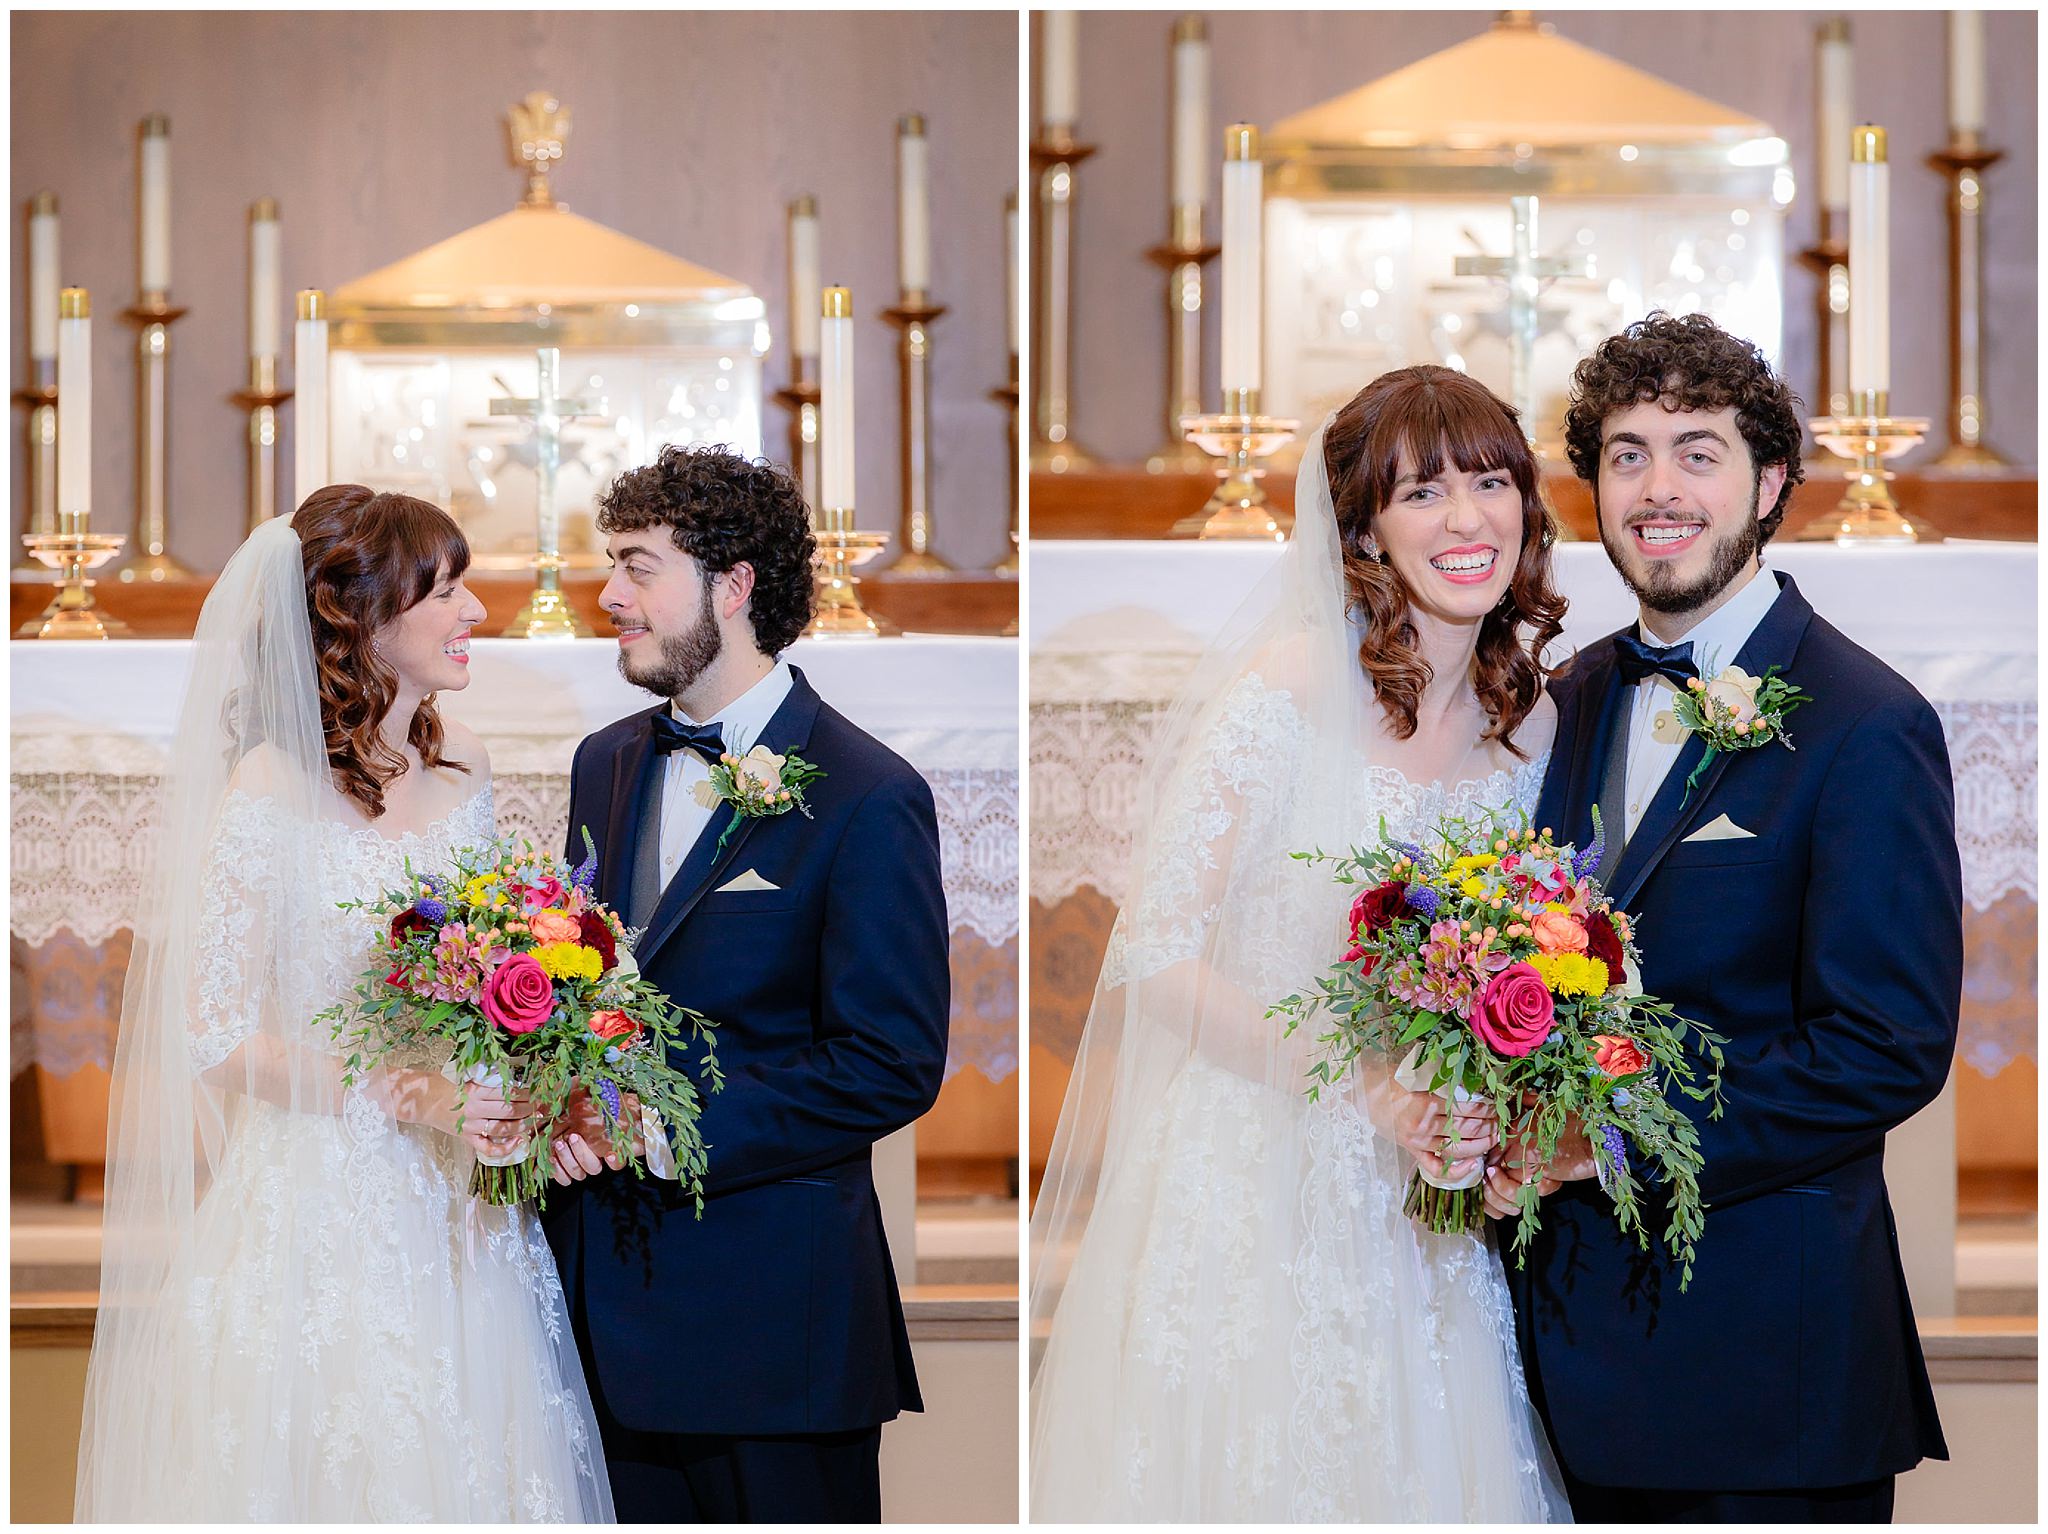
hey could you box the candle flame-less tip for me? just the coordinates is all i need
[31,190,57,217]
[1225,123,1260,162]
[790,193,818,218]
[60,287,89,320]
[899,112,927,137]
[1173,15,1206,44]
[297,289,326,321]
[140,113,169,137]
[1851,124,1888,163]
[250,196,279,223]
[822,286,852,319]
[1819,16,1850,43]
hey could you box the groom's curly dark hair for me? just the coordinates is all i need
[1562,311,1807,543]
[596,443,817,655]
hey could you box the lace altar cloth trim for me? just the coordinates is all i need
[1031,697,2037,915]
[10,737,1019,949]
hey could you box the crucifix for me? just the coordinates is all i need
[490,345,602,638]
[1453,195,1591,434]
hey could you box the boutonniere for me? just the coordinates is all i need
[1652,664,1810,799]
[691,745,826,853]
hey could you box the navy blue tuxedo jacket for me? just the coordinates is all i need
[1511,572,1958,1492]
[541,667,950,1438]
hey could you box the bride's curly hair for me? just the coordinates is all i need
[1323,365,1567,757]
[291,485,473,818]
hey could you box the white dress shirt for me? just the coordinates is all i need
[653,658,795,889]
[1618,567,1783,840]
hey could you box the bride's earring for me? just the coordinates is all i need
[1360,533,1385,563]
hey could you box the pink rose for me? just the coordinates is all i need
[1531,909,1589,955]
[1471,962,1556,1058]
[522,876,566,913]
[528,910,583,946]
[481,952,555,1034]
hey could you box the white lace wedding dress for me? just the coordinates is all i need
[1030,673,1569,1522]
[137,782,611,1520]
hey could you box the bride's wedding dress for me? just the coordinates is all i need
[1028,414,1569,1521]
[75,516,612,1522]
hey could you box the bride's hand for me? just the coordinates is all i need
[381,1069,535,1158]
[1385,1083,1499,1182]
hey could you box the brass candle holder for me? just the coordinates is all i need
[116,292,197,582]
[773,355,822,517]
[1928,129,2008,471]
[1174,386,1299,541]
[231,354,292,533]
[12,358,57,582]
[990,357,1020,578]
[1794,208,1852,466]
[807,505,896,638]
[1795,391,1938,545]
[881,291,952,575]
[1145,204,1220,474]
[1030,132,1100,473]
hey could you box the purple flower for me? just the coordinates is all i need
[415,897,447,924]
[1602,1123,1628,1169]
[597,1078,621,1123]
[572,826,600,892]
[1404,885,1441,921]
[1571,829,1604,880]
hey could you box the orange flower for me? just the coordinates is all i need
[1531,909,1589,956]
[1591,1035,1650,1077]
[528,909,583,946]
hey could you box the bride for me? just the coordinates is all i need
[1029,366,1572,1520]
[75,488,612,1520]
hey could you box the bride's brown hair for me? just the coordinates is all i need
[1322,365,1566,757]
[292,485,472,818]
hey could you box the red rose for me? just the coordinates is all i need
[1340,945,1380,975]
[1591,1034,1651,1077]
[589,1009,642,1044]
[578,910,618,972]
[1584,909,1626,982]
[1471,962,1556,1058]
[1349,880,1409,937]
[481,952,555,1035]
[389,908,433,945]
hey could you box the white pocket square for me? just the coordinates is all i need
[715,869,780,893]
[1683,814,1756,843]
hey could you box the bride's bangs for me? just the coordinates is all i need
[1361,372,1533,517]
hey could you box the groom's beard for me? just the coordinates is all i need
[1597,478,1764,617]
[618,582,722,698]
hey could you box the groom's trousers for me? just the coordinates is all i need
[1562,1467,1896,1524]
[596,1411,883,1524]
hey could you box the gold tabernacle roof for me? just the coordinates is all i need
[332,203,750,313]
[1271,12,1770,151]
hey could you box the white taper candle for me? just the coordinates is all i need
[29,192,59,363]
[1949,12,1986,136]
[1171,17,1210,213]
[821,287,855,510]
[294,290,329,504]
[57,288,90,529]
[788,196,820,360]
[897,115,931,296]
[1219,123,1263,398]
[139,115,171,293]
[1818,21,1852,213]
[1004,192,1019,355]
[249,199,281,361]
[1847,126,1888,399]
[1042,12,1079,133]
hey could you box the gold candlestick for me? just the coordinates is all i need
[1928,130,2008,471]
[231,354,292,533]
[1145,204,1221,474]
[1031,133,1100,473]
[989,358,1020,578]
[881,292,952,575]
[807,505,897,638]
[1175,386,1300,541]
[116,293,197,582]
[1794,208,1852,465]
[12,358,57,582]
[773,356,822,516]
[1795,390,1938,545]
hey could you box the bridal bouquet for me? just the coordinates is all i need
[1269,807,1724,1288]
[318,829,723,1210]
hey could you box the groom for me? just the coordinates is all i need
[1493,314,1960,1521]
[541,444,950,1522]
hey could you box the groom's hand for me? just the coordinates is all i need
[548,1084,634,1185]
[1482,1097,1597,1218]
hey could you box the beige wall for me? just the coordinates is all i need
[1036,9,2038,467]
[10,10,1019,573]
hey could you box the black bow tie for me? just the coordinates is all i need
[1614,633,1700,688]
[651,713,727,763]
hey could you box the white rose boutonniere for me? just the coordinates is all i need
[691,744,826,853]
[1653,663,1810,801]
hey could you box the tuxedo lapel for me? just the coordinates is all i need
[1560,646,1623,850]
[632,668,825,965]
[1607,573,1816,910]
[599,706,664,915]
